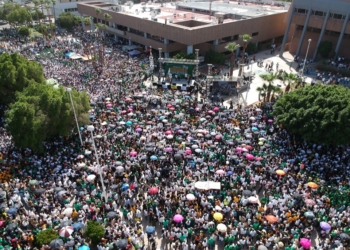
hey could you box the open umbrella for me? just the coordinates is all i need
[340,233,350,241]
[6,223,17,231]
[300,238,311,249]
[115,239,128,249]
[60,220,72,227]
[304,199,316,206]
[213,212,223,221]
[242,190,252,197]
[49,239,64,249]
[276,170,285,176]
[107,211,118,218]
[121,183,129,191]
[320,222,331,231]
[72,222,83,230]
[148,187,159,195]
[145,226,155,234]
[258,246,268,250]
[265,215,278,223]
[217,223,227,232]
[307,182,318,189]
[59,226,74,237]
[173,214,184,223]
[86,174,96,182]
[304,211,315,219]
[186,194,196,201]
[216,169,225,175]
[29,180,38,186]
[7,207,17,215]
[78,246,90,250]
[248,196,259,203]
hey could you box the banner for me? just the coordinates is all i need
[164,63,195,77]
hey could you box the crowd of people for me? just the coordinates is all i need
[0,31,350,250]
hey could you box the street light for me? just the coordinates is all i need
[195,49,199,82]
[301,39,312,83]
[158,48,162,83]
[149,46,154,81]
[87,125,108,203]
[67,88,83,146]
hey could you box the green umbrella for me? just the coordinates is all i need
[29,180,38,186]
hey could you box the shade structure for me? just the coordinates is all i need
[276,170,285,176]
[213,212,223,221]
[148,187,159,195]
[29,179,38,186]
[246,154,254,160]
[186,193,196,201]
[307,182,318,189]
[145,226,156,234]
[265,215,278,223]
[59,226,74,237]
[300,238,311,249]
[217,223,227,232]
[320,222,331,230]
[242,190,252,197]
[173,214,184,223]
[49,239,64,249]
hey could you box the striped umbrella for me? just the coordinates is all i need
[59,226,74,237]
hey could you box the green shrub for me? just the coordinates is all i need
[36,229,58,247]
[85,220,105,244]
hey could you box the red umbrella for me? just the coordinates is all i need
[148,187,159,195]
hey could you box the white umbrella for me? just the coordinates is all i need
[248,196,259,203]
[101,121,108,126]
[166,135,173,139]
[217,223,227,232]
[259,138,266,141]
[84,150,92,155]
[87,174,96,182]
[77,163,86,168]
[105,97,111,101]
[215,205,222,211]
[186,194,196,201]
[62,207,73,216]
[249,117,256,121]
[116,166,124,172]
[192,145,199,149]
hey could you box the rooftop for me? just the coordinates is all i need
[90,0,289,28]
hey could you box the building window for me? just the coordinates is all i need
[295,8,307,14]
[312,11,325,16]
[233,34,239,40]
[331,13,345,20]
[296,25,304,30]
[252,32,258,37]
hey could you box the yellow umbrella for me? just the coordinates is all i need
[213,212,223,221]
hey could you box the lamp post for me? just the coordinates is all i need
[207,64,212,99]
[301,39,312,83]
[149,46,154,81]
[195,49,199,82]
[87,125,108,203]
[158,48,162,83]
[67,88,83,146]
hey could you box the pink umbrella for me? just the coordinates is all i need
[185,149,192,155]
[213,107,220,112]
[130,151,137,157]
[195,108,201,111]
[148,187,159,195]
[216,169,226,175]
[0,221,4,227]
[136,128,142,132]
[167,104,172,108]
[304,199,316,206]
[215,135,222,140]
[169,107,175,111]
[245,145,253,151]
[125,98,132,102]
[127,108,133,112]
[121,110,127,114]
[208,110,214,114]
[268,119,274,123]
[246,154,254,160]
[255,157,263,161]
[165,130,172,135]
[165,147,172,152]
[236,147,243,153]
[106,103,112,108]
[173,214,184,223]
[300,238,311,249]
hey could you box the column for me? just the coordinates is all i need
[129,38,132,45]
[81,21,85,31]
[144,32,147,38]
[127,27,130,31]
[164,39,169,45]
[114,35,119,41]
[90,19,95,31]
[279,1,295,57]
[334,12,350,58]
[312,10,330,60]
[164,53,170,58]
[296,7,312,56]
[213,39,219,46]
[187,45,193,55]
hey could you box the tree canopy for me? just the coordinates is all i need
[274,85,350,146]
[6,83,90,152]
[58,12,78,30]
[84,220,105,244]
[0,53,45,104]
[317,40,333,59]
[36,229,58,247]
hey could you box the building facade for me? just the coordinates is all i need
[280,0,350,59]
[77,1,288,57]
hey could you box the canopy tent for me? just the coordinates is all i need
[70,54,83,60]
[65,52,76,58]
[194,181,221,190]
[81,55,92,61]
[128,50,141,56]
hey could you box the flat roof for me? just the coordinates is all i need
[91,0,288,27]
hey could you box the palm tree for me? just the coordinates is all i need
[39,0,45,18]
[45,0,51,18]
[238,34,252,76]
[33,0,41,23]
[270,85,282,102]
[260,72,278,102]
[225,42,240,77]
[283,72,299,93]
[96,23,106,67]
[51,0,56,20]
[256,84,268,103]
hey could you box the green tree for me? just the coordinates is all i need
[238,34,252,76]
[317,40,333,59]
[36,229,58,247]
[245,42,257,55]
[0,53,45,104]
[204,50,225,64]
[58,12,78,30]
[6,84,90,152]
[256,84,268,102]
[6,7,32,27]
[260,72,278,102]
[84,221,105,244]
[0,3,18,21]
[274,85,350,146]
[51,0,56,20]
[18,26,31,37]
[282,72,299,93]
[173,53,195,60]
[225,42,240,77]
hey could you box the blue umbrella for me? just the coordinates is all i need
[150,155,157,160]
[126,121,132,126]
[252,127,259,132]
[78,246,90,250]
[89,115,95,119]
[121,183,129,191]
[159,116,165,120]
[72,222,83,230]
[145,226,155,234]
[227,171,233,175]
[7,207,17,215]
